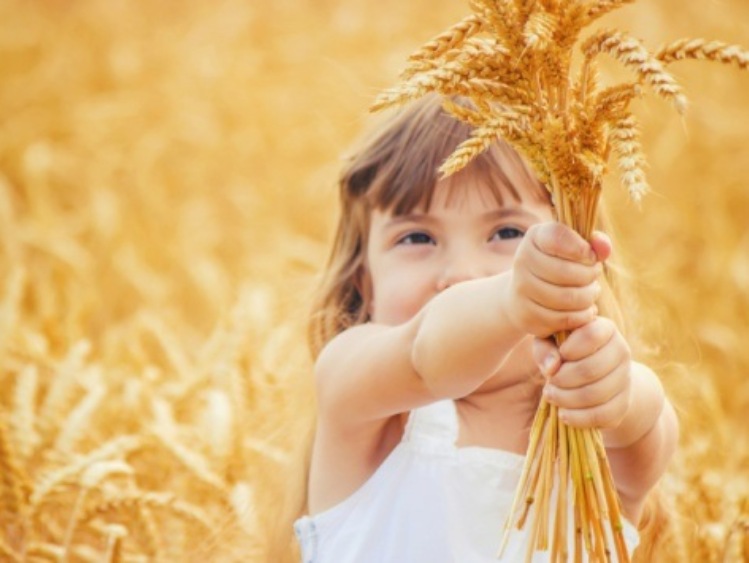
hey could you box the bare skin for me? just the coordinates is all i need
[307,175,678,527]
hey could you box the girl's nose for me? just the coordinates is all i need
[436,255,484,291]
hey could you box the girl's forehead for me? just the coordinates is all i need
[440,170,511,204]
[414,164,549,215]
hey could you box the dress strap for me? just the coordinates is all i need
[403,400,459,445]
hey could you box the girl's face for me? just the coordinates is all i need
[365,171,553,325]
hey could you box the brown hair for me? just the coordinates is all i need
[307,94,551,357]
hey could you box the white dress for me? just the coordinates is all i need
[294,401,640,562]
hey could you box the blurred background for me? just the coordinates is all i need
[0,0,747,561]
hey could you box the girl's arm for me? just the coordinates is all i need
[315,274,525,426]
[316,223,601,427]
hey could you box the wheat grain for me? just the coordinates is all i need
[609,114,649,201]
[583,29,688,114]
[407,14,484,62]
[440,111,528,176]
[656,39,749,70]
[470,0,524,52]
[523,11,558,51]
[374,63,511,112]
[402,38,509,80]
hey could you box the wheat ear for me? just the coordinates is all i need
[583,29,688,113]
[408,14,484,62]
[609,113,649,201]
[440,111,528,176]
[79,492,214,534]
[656,38,749,70]
[30,435,141,516]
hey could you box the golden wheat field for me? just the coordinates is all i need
[0,0,748,562]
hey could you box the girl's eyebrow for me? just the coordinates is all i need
[482,207,541,222]
[385,207,541,228]
[383,213,435,228]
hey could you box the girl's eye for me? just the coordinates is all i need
[493,227,525,241]
[397,232,435,245]
[491,227,525,241]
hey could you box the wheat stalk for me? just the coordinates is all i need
[372,0,749,560]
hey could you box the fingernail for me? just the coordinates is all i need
[593,282,602,299]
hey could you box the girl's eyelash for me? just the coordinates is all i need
[397,231,435,245]
[490,226,526,241]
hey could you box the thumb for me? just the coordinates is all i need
[589,230,612,263]
[532,337,561,378]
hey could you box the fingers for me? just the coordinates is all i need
[521,248,603,287]
[510,223,611,337]
[510,258,601,335]
[558,317,616,361]
[540,319,632,429]
[545,361,629,412]
[552,322,629,390]
[589,230,612,263]
[520,224,602,287]
[530,223,597,266]
[523,274,602,312]
[520,299,599,336]
[550,374,631,430]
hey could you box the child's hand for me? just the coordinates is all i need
[507,223,608,337]
[533,317,632,430]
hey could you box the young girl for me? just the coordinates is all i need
[294,95,679,562]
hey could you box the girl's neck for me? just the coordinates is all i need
[455,368,543,454]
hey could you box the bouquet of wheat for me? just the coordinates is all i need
[371,0,748,561]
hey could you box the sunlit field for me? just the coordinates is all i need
[1,1,748,561]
